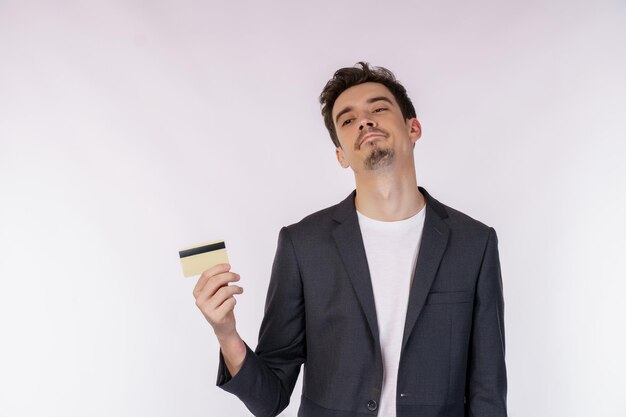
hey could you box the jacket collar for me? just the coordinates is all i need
[331,186,449,223]
[331,186,450,352]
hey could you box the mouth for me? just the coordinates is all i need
[358,133,386,148]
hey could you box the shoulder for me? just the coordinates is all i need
[282,201,340,239]
[420,186,495,245]
[272,191,354,248]
[441,201,492,233]
[431,200,499,261]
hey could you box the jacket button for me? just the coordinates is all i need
[367,400,378,411]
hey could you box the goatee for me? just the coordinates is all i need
[364,147,394,170]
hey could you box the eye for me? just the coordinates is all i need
[341,118,353,127]
[374,107,387,113]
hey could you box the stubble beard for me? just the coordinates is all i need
[363,145,395,171]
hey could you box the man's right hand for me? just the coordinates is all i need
[193,263,246,376]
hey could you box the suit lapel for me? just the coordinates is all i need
[401,186,450,351]
[332,191,380,347]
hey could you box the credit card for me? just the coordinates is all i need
[179,240,229,277]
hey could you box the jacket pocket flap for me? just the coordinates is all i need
[426,291,473,305]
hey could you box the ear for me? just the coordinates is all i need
[408,118,422,145]
[335,147,350,169]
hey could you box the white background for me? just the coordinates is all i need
[1,1,625,416]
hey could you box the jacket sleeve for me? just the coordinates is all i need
[465,227,508,416]
[216,226,306,417]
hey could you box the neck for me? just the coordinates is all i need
[354,163,424,221]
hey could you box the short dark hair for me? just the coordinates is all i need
[319,61,417,148]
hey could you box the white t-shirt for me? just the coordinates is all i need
[356,203,426,417]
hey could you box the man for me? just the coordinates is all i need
[193,62,507,417]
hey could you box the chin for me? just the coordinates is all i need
[364,147,395,171]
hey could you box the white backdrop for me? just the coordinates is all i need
[1,1,625,416]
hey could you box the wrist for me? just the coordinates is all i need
[217,332,246,377]
[213,329,236,345]
[216,330,243,347]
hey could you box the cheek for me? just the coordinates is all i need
[336,133,352,149]
[340,124,360,140]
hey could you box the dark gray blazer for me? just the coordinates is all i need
[217,186,507,417]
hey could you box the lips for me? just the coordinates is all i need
[361,134,384,144]
[358,132,386,148]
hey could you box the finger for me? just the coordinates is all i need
[208,285,244,309]
[196,271,240,301]
[193,263,231,296]
[213,297,238,322]
[197,286,242,325]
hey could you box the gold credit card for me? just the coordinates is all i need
[178,240,229,277]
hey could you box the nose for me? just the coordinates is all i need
[358,117,376,130]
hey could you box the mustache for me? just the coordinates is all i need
[356,127,388,150]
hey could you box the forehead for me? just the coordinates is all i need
[332,82,397,117]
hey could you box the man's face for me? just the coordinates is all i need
[332,82,421,173]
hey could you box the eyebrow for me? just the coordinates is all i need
[334,96,394,125]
